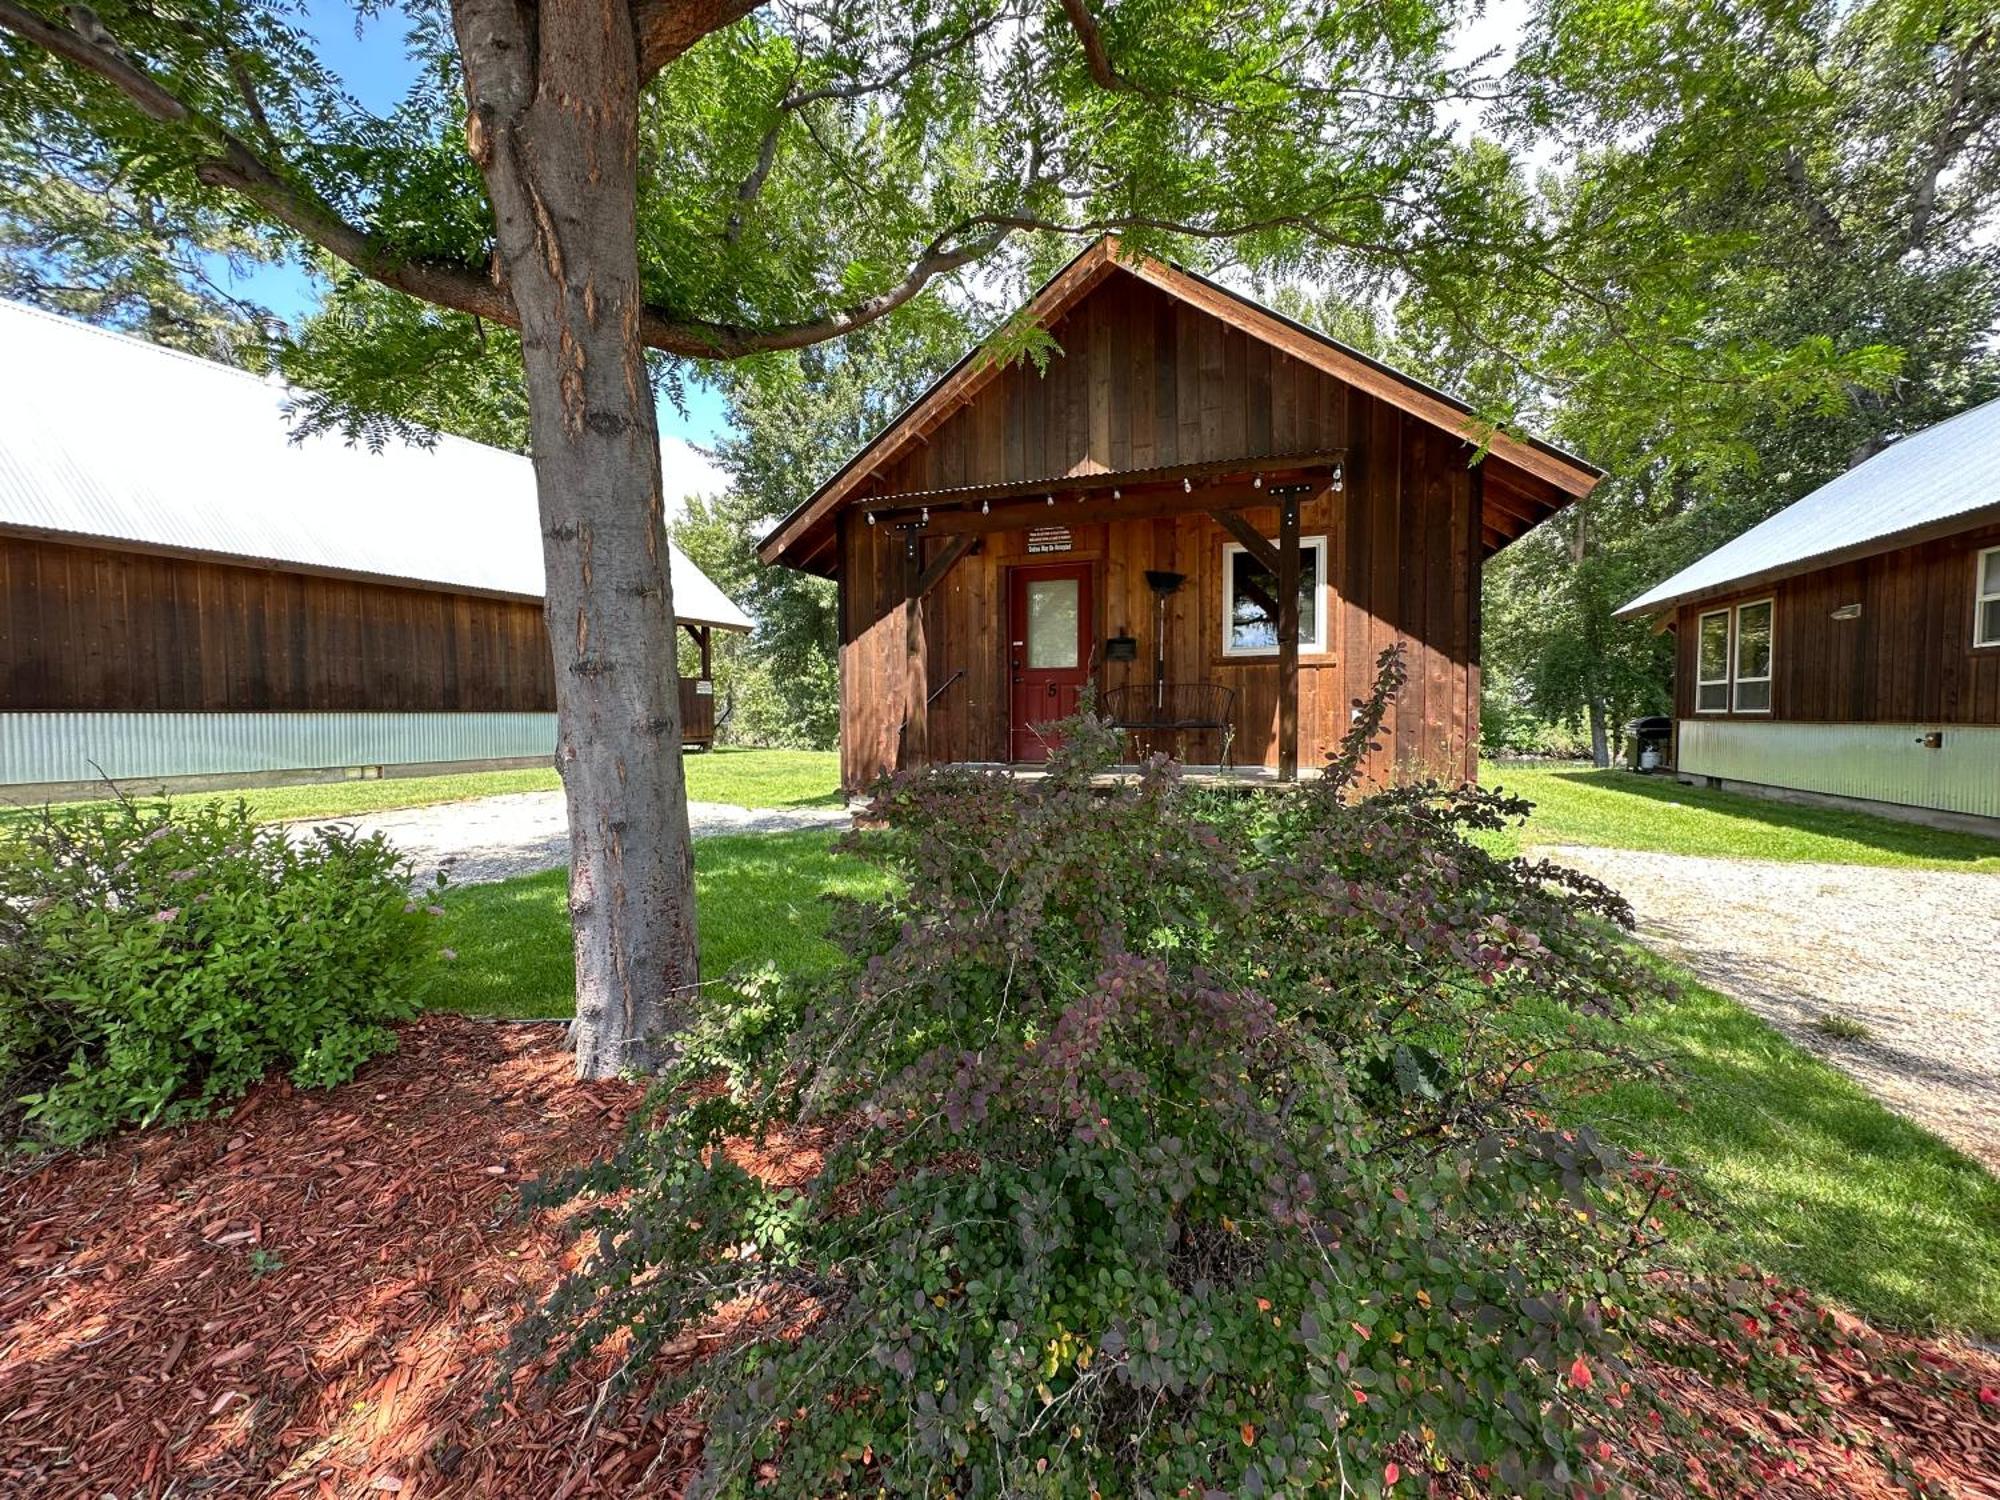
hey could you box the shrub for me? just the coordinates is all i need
[0,796,439,1144]
[508,649,1810,1496]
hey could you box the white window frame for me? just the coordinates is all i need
[1730,598,1774,714]
[1220,534,1329,658]
[1976,545,2000,649]
[1694,608,1731,714]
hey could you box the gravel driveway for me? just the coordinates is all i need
[1539,845,2000,1172]
[293,790,850,887]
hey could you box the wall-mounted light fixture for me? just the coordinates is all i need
[1831,602,1862,620]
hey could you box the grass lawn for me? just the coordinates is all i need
[0,746,842,828]
[1552,959,2000,1336]
[434,827,888,1018]
[1479,760,2000,871]
[435,825,2000,1337]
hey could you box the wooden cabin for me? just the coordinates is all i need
[1618,395,2000,832]
[0,300,750,802]
[759,240,1601,793]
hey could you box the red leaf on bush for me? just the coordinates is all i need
[1383,1460,1400,1486]
[1568,1355,1594,1390]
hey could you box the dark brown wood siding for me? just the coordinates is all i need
[836,278,1485,790]
[1670,519,2000,726]
[1,534,558,713]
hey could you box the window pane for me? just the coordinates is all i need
[1981,597,2000,647]
[1698,614,1729,680]
[1984,549,2000,596]
[1228,544,1318,652]
[1735,601,1772,681]
[1025,578,1080,668]
[1734,678,1771,712]
[1697,681,1728,712]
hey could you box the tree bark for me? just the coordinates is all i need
[1588,698,1610,768]
[453,0,698,1077]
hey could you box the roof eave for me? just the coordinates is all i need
[1613,496,2000,621]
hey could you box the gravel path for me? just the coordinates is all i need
[291,790,851,887]
[1537,845,2000,1172]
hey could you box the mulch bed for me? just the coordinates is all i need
[2,1013,1997,1498]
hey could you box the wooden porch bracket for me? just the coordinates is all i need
[916,532,979,597]
[1208,509,1281,574]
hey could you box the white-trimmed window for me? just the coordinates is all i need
[1731,598,1773,712]
[1221,534,1328,656]
[1695,609,1731,713]
[1977,545,2000,648]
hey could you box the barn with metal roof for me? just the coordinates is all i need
[1617,395,2000,830]
[0,299,749,798]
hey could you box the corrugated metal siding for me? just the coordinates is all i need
[0,712,557,787]
[1677,719,2000,819]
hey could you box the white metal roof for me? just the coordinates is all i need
[0,299,752,632]
[1617,394,2000,618]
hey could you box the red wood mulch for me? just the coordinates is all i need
[2,1013,1997,1499]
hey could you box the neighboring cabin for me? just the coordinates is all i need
[758,239,1601,793]
[0,300,750,802]
[1618,395,2000,832]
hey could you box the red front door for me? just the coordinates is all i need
[1008,562,1093,762]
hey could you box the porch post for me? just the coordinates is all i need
[1277,492,1301,781]
[698,624,713,680]
[901,531,928,768]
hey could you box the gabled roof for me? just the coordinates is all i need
[0,299,752,632]
[758,237,1602,572]
[1616,394,2000,619]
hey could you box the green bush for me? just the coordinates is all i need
[508,649,1820,1496]
[0,797,439,1144]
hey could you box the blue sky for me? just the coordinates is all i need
[219,0,733,451]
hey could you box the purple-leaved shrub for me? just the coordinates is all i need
[506,647,1813,1497]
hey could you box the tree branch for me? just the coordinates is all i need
[631,0,765,82]
[1905,23,1993,253]
[1059,0,1129,91]
[1779,147,1842,252]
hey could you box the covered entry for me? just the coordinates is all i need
[758,239,1601,794]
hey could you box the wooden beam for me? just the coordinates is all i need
[1208,509,1280,574]
[1277,494,1301,782]
[1481,484,1547,527]
[900,533,928,768]
[916,532,978,597]
[697,624,713,681]
[914,479,1283,537]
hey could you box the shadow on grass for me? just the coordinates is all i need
[432,828,890,1021]
[1561,967,2000,1336]
[1494,763,2000,870]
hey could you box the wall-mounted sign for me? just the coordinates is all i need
[1027,526,1073,554]
[695,680,714,695]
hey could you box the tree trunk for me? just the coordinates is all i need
[453,0,698,1077]
[1588,698,1610,769]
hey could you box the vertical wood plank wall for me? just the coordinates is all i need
[837,277,1484,790]
[1670,519,2000,726]
[1,534,560,714]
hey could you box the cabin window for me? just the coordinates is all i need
[1221,535,1327,657]
[1977,546,2000,648]
[1731,599,1773,713]
[1695,610,1731,713]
